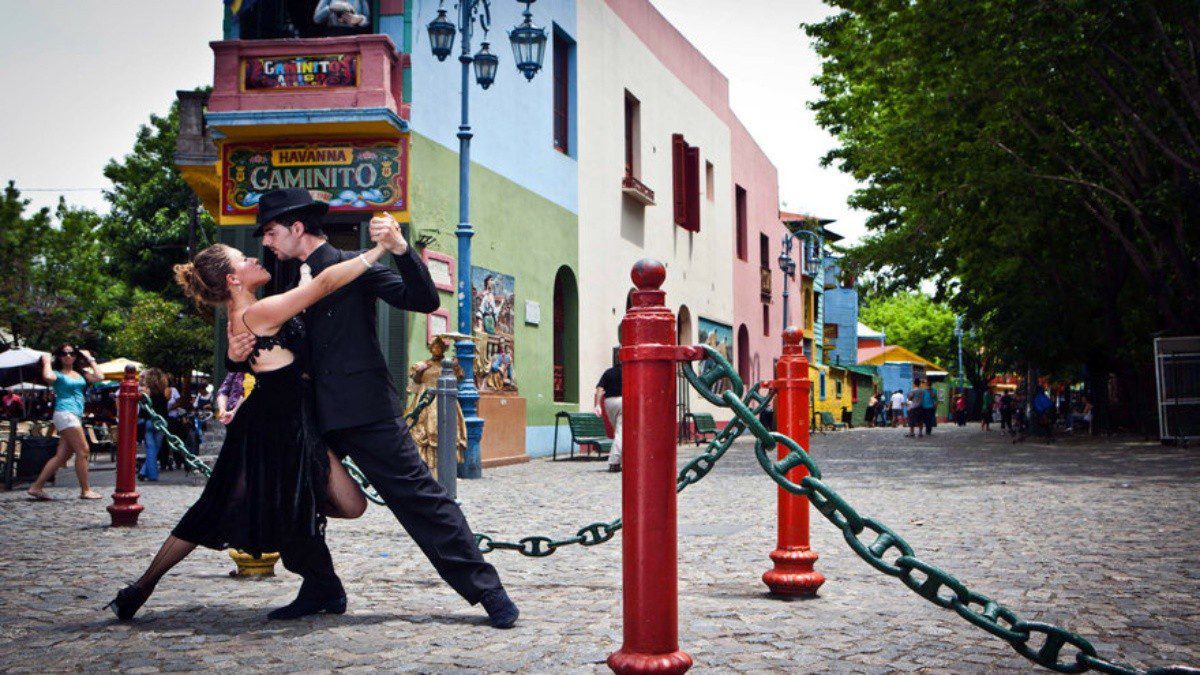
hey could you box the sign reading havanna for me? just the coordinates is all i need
[222,138,408,216]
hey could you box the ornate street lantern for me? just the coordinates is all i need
[473,41,499,89]
[427,8,457,62]
[508,0,547,81]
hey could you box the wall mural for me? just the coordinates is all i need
[698,317,735,395]
[471,266,517,393]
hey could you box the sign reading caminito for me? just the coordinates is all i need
[222,138,408,216]
[244,54,356,89]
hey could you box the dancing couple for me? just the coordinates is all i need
[107,188,518,629]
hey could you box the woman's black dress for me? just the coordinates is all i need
[172,318,328,557]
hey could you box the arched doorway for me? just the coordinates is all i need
[553,266,579,403]
[677,305,693,345]
[737,324,751,386]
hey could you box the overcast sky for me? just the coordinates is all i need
[0,0,867,243]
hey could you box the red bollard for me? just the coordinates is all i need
[761,327,824,596]
[608,260,692,675]
[108,365,143,527]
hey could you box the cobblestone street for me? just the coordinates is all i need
[1,424,1197,673]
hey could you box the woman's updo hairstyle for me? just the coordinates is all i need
[173,244,236,310]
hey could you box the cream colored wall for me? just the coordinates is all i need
[576,0,734,409]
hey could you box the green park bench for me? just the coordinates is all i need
[817,410,848,432]
[552,411,612,461]
[684,412,718,445]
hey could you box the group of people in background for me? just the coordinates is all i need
[862,379,939,436]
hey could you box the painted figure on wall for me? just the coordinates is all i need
[698,318,735,395]
[471,266,518,393]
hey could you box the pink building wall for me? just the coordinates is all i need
[604,0,794,384]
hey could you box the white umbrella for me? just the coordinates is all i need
[5,382,47,391]
[0,347,50,369]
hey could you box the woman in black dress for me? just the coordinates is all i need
[106,238,387,620]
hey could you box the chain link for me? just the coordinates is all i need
[475,355,773,557]
[339,390,436,504]
[682,347,1196,675]
[140,395,213,478]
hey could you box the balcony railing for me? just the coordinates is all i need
[208,34,407,116]
[622,174,656,205]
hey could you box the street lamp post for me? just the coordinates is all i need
[427,0,546,479]
[777,234,797,329]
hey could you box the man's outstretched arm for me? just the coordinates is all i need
[360,213,439,313]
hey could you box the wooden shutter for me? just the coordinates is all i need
[685,145,700,232]
[672,134,686,226]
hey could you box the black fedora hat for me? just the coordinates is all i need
[253,188,329,237]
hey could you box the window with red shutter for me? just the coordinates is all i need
[672,134,686,226]
[684,145,700,231]
[735,185,748,260]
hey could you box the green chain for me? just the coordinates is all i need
[139,395,213,478]
[681,344,1197,675]
[337,389,437,505]
[472,376,773,558]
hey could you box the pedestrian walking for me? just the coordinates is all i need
[980,389,993,431]
[954,392,966,427]
[866,393,878,428]
[1000,391,1015,431]
[921,379,938,435]
[889,389,905,427]
[25,345,105,501]
[1033,386,1055,442]
[906,379,925,437]
[138,368,171,482]
[594,359,622,473]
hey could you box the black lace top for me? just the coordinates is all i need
[246,316,306,367]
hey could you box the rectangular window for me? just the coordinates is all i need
[553,28,575,155]
[735,185,748,260]
[759,233,770,270]
[819,372,826,400]
[705,161,714,201]
[851,376,859,403]
[672,134,701,232]
[762,303,770,337]
[836,378,843,399]
[624,91,640,177]
[826,323,839,339]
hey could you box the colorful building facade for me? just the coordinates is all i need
[182,0,799,458]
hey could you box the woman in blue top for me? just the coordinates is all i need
[27,344,104,500]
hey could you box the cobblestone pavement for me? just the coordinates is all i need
[1,424,1198,673]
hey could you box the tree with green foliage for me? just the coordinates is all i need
[108,290,211,382]
[0,182,127,352]
[806,0,1200,430]
[101,96,215,297]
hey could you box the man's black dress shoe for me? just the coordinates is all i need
[267,593,347,620]
[480,587,519,629]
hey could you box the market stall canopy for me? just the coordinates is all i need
[96,358,144,380]
[0,347,50,369]
[5,382,47,391]
[0,347,51,387]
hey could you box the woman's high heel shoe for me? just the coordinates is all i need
[104,584,150,621]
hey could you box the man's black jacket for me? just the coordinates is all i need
[231,242,439,433]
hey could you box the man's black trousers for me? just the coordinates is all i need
[280,417,502,603]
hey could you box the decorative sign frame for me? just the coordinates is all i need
[221,137,409,217]
[243,54,358,90]
[423,250,456,293]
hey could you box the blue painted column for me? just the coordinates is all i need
[455,1,484,479]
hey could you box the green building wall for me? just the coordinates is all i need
[407,133,579,456]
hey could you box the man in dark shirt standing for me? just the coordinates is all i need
[594,361,622,473]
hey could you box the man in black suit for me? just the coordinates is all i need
[227,188,518,627]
